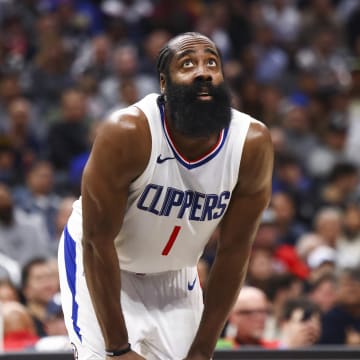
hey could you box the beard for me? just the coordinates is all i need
[165,76,232,137]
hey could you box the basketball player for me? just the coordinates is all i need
[58,32,274,360]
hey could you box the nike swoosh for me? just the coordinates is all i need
[187,276,197,291]
[157,155,175,164]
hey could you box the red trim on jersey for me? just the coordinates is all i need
[164,115,224,164]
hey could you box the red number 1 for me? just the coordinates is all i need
[161,226,181,256]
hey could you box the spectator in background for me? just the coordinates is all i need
[224,0,253,59]
[99,43,158,109]
[271,191,308,246]
[34,293,72,351]
[68,121,100,196]
[316,162,359,210]
[263,273,304,341]
[281,100,319,169]
[247,209,280,287]
[0,10,30,74]
[76,70,108,119]
[258,85,283,128]
[115,78,140,110]
[308,272,338,313]
[238,78,262,119]
[23,34,74,117]
[147,0,199,36]
[13,160,60,241]
[194,2,233,61]
[31,12,59,52]
[101,0,154,43]
[278,297,322,348]
[296,25,350,92]
[296,232,325,265]
[306,113,350,180]
[5,97,43,180]
[320,267,360,345]
[0,182,51,266]
[337,202,360,269]
[139,29,171,77]
[51,0,93,55]
[0,278,19,302]
[0,74,22,124]
[2,301,39,351]
[299,0,343,47]
[272,153,315,226]
[21,257,59,337]
[217,286,279,349]
[313,206,343,252]
[71,34,112,82]
[251,22,289,85]
[260,0,301,48]
[46,88,90,189]
[307,245,337,283]
[248,208,309,288]
[247,248,276,291]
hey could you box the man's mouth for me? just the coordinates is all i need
[197,90,212,100]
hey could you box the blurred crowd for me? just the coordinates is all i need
[0,0,360,353]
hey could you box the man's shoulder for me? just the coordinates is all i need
[89,97,153,177]
[106,93,160,124]
[231,108,269,136]
[231,108,271,150]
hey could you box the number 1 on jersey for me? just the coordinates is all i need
[162,226,181,255]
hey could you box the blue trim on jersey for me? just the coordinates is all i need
[158,104,229,170]
[64,225,82,341]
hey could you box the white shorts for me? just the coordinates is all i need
[58,225,204,360]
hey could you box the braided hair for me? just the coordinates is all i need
[156,43,173,105]
[156,43,173,78]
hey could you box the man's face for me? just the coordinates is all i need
[163,36,231,137]
[230,294,269,343]
[23,263,58,305]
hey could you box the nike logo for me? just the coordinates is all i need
[157,155,175,164]
[187,276,197,291]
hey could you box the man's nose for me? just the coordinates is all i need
[194,64,212,82]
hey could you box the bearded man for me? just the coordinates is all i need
[58,32,274,360]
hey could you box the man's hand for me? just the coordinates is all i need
[106,350,146,359]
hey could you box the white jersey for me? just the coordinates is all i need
[69,93,251,273]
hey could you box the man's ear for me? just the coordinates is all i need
[160,73,166,94]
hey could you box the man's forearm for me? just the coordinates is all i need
[83,238,128,350]
[187,249,250,358]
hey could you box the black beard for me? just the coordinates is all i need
[165,77,232,137]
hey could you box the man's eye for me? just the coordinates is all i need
[183,59,194,68]
[208,59,217,67]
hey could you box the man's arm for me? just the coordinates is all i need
[81,108,150,354]
[187,121,274,359]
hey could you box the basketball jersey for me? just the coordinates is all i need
[70,93,251,273]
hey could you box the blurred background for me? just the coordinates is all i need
[0,0,360,354]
